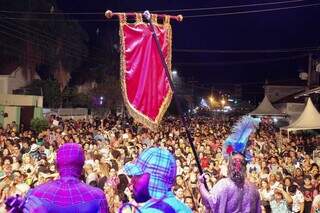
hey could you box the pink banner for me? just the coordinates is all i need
[119,15,173,129]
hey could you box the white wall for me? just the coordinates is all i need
[275,102,305,123]
[43,108,88,120]
[0,94,43,107]
[0,77,8,94]
[3,106,19,128]
[264,85,305,102]
[0,66,40,94]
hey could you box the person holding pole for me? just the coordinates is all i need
[198,117,262,213]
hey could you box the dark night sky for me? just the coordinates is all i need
[57,0,320,99]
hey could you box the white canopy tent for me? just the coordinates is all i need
[281,98,320,132]
[249,95,286,116]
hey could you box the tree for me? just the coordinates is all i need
[90,75,122,113]
[71,93,90,108]
[30,117,49,133]
[24,79,93,108]
[0,0,88,90]
[24,79,61,108]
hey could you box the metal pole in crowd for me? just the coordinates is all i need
[143,10,208,189]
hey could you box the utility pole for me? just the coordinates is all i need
[189,76,197,109]
[308,53,313,89]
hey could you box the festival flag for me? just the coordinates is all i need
[117,13,173,129]
[107,11,206,183]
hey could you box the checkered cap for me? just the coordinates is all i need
[56,143,85,178]
[124,147,177,199]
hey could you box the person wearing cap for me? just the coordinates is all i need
[29,144,41,160]
[22,143,109,213]
[120,147,192,213]
[269,186,292,213]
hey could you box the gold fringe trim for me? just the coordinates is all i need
[164,15,170,25]
[119,17,173,131]
[151,14,158,23]
[135,13,143,23]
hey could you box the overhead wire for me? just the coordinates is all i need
[0,27,108,66]
[0,40,59,67]
[0,16,89,55]
[0,0,306,14]
[0,14,112,57]
[0,18,108,64]
[174,47,320,54]
[183,2,320,18]
[151,0,305,13]
[174,54,308,66]
[0,17,112,22]
[0,22,88,60]
[181,77,302,91]
[0,1,317,74]
[178,80,301,94]
[0,26,90,63]
[2,19,312,68]
[0,1,319,22]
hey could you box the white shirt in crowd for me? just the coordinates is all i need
[176,166,183,176]
[86,172,98,185]
[270,182,281,191]
[312,194,320,212]
[291,190,304,213]
[247,163,261,174]
[14,183,30,196]
[259,189,273,202]
[219,161,228,177]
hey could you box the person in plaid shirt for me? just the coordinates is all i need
[23,143,109,213]
[120,147,192,213]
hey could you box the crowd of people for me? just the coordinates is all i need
[0,114,320,212]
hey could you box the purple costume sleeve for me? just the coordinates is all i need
[255,190,262,213]
[208,178,229,212]
[99,195,109,213]
[207,178,261,213]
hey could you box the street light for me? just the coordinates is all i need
[172,69,179,86]
[172,69,178,76]
[209,96,214,103]
[221,99,226,106]
[99,96,104,105]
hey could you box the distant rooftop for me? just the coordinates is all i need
[0,63,19,75]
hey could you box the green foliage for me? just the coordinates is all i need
[30,117,49,133]
[71,93,91,108]
[62,88,90,108]
[25,79,61,108]
[90,75,122,111]
[25,79,92,108]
